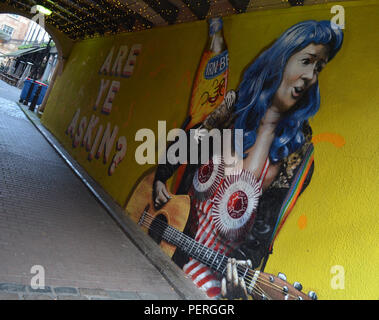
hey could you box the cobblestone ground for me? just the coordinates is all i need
[0,79,22,102]
[0,88,181,300]
[0,282,178,300]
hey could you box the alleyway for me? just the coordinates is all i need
[0,80,201,300]
[0,79,22,102]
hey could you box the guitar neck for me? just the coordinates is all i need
[162,224,248,279]
[139,210,311,300]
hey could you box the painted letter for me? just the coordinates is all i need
[102,81,120,114]
[108,136,127,175]
[99,46,115,75]
[111,45,128,77]
[66,108,80,138]
[88,124,103,161]
[94,79,109,111]
[122,44,142,78]
[73,116,87,148]
[96,123,119,163]
[82,115,99,151]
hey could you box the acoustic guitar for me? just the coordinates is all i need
[125,169,190,257]
[125,169,317,300]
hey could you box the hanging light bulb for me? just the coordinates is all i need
[35,5,52,16]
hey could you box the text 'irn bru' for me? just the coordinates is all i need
[186,17,229,130]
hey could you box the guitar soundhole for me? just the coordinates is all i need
[148,214,168,245]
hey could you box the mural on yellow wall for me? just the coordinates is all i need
[41,1,379,300]
[126,16,344,300]
[65,43,142,176]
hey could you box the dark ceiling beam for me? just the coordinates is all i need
[143,0,179,24]
[29,0,98,38]
[133,12,154,29]
[73,0,123,35]
[3,0,30,12]
[86,0,136,32]
[51,0,136,38]
[60,0,122,38]
[228,0,250,13]
[52,0,110,36]
[181,0,210,20]
[288,0,304,6]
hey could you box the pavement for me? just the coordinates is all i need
[0,78,22,103]
[0,79,207,300]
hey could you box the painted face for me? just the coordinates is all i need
[272,43,330,113]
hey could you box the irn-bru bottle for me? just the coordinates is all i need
[186,17,229,130]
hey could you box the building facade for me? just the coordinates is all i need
[0,14,31,56]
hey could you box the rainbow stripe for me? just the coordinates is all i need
[269,144,314,250]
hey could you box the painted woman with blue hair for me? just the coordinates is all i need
[153,20,343,299]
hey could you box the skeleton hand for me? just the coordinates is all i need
[203,90,237,130]
[193,125,208,143]
[221,258,252,300]
[224,90,236,109]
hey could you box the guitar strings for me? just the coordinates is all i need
[139,211,299,300]
[138,211,296,300]
[138,214,276,300]
[139,214,304,301]
[138,211,301,300]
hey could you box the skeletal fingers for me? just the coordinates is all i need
[221,258,250,300]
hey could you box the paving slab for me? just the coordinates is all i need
[0,84,206,300]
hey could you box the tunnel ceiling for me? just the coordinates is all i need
[3,0,349,40]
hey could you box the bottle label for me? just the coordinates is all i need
[204,50,229,80]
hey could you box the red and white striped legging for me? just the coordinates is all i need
[183,158,270,298]
[182,197,241,299]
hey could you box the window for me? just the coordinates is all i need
[2,25,14,37]
[8,14,19,20]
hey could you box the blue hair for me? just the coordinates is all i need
[234,20,344,163]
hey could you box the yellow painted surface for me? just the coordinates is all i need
[256,2,379,300]
[41,1,379,299]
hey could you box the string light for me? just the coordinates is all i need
[4,0,336,39]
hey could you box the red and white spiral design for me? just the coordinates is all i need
[212,169,261,241]
[192,155,224,201]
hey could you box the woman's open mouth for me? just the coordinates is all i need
[291,86,304,99]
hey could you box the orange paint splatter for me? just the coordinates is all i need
[175,70,192,89]
[298,215,307,230]
[123,102,135,128]
[312,133,346,148]
[149,63,166,78]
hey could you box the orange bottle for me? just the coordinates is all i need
[173,18,229,194]
[186,17,229,130]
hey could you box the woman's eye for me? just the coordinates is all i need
[301,58,311,65]
[315,63,324,73]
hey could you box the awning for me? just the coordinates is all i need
[5,47,47,57]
